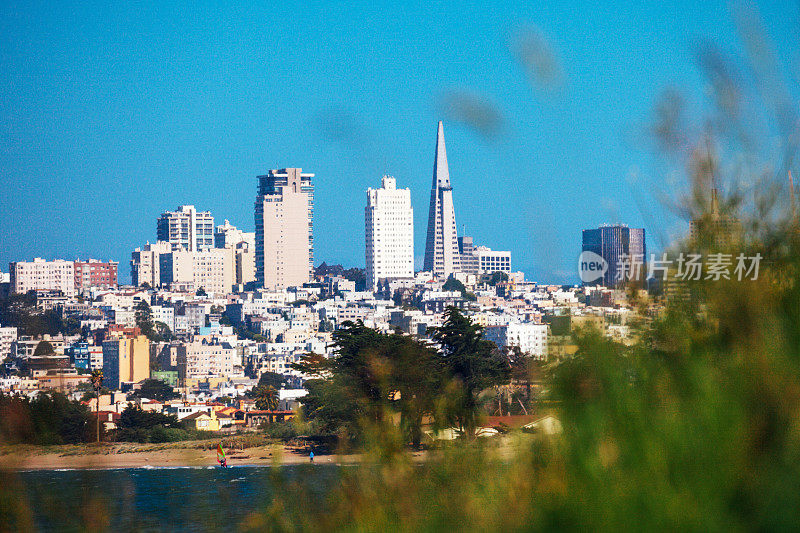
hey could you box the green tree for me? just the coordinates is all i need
[153,321,173,341]
[442,275,466,293]
[131,378,179,402]
[430,307,511,437]
[253,384,279,411]
[292,325,443,447]
[487,271,509,286]
[33,340,55,356]
[134,300,155,338]
[115,405,183,442]
[196,287,207,296]
[257,371,285,389]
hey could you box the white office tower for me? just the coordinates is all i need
[255,168,315,290]
[365,176,414,291]
[423,121,461,278]
[156,205,214,252]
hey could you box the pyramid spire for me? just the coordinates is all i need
[433,120,451,188]
[423,121,461,277]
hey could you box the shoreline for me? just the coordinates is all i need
[0,442,367,471]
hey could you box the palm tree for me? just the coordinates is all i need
[254,385,279,411]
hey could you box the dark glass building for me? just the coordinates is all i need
[582,225,646,287]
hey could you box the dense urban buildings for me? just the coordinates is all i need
[582,224,646,287]
[254,168,315,290]
[483,323,549,359]
[423,121,462,278]
[0,122,651,444]
[157,205,215,252]
[365,176,415,290]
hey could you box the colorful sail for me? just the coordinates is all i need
[217,443,226,465]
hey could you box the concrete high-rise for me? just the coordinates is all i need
[582,224,646,287]
[157,205,214,252]
[424,121,461,278]
[131,241,172,288]
[365,176,414,290]
[254,168,314,290]
[102,329,150,389]
[214,220,256,289]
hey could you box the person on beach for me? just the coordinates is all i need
[309,449,314,463]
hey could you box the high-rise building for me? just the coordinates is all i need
[214,220,256,288]
[102,330,150,389]
[254,168,314,290]
[9,259,76,297]
[457,237,479,275]
[582,224,646,287]
[74,260,118,292]
[365,176,414,290]
[689,187,742,246]
[131,241,172,288]
[424,121,461,278]
[157,205,214,252]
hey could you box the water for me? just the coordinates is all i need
[11,465,341,531]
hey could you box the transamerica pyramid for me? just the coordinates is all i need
[423,121,461,278]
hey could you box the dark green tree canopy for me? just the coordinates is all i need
[33,340,55,356]
[130,379,179,402]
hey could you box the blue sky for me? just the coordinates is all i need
[1,1,797,283]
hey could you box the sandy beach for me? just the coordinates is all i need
[0,441,365,470]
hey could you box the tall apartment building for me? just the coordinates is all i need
[254,168,314,290]
[102,331,150,389]
[365,176,414,290]
[457,237,479,275]
[582,224,646,287]
[74,260,118,292]
[158,248,234,296]
[130,241,173,288]
[9,259,76,297]
[157,205,214,251]
[424,121,461,278]
[214,220,256,288]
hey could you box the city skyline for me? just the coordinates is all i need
[2,2,794,283]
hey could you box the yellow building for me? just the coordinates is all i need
[184,410,221,431]
[102,334,150,389]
